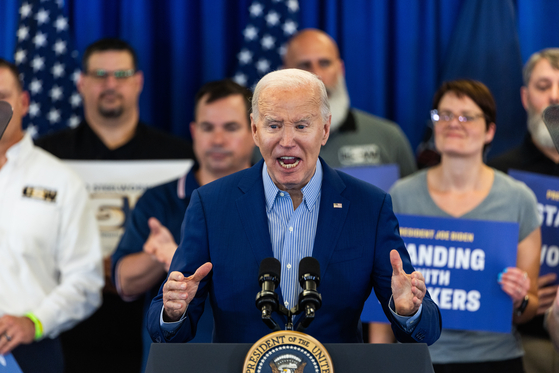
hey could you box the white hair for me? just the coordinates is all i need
[252,69,330,123]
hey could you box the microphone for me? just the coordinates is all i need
[0,101,13,141]
[296,257,322,332]
[543,104,559,152]
[255,257,281,331]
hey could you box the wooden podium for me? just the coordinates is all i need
[145,342,435,372]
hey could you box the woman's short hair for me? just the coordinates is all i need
[432,79,496,130]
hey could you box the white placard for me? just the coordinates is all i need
[65,160,194,257]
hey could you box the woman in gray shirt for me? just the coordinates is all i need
[390,80,541,372]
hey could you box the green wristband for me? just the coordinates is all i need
[25,312,43,340]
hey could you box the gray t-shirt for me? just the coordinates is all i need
[390,169,540,364]
[320,109,417,177]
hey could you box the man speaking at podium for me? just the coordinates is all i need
[147,69,441,345]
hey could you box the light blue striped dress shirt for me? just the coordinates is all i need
[262,160,322,311]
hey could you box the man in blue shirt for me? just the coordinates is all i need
[147,69,441,345]
[111,79,255,368]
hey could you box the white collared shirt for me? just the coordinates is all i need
[0,133,103,338]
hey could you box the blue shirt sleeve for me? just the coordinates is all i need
[388,295,423,333]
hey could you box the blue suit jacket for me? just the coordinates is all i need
[147,159,441,344]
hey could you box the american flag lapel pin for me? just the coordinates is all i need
[333,203,342,208]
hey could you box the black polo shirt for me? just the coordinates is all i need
[35,120,194,160]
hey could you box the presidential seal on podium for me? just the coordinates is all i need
[243,330,333,373]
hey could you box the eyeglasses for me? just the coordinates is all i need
[431,110,485,124]
[85,69,136,80]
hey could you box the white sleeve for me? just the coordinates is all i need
[34,180,103,338]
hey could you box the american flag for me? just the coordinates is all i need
[232,0,299,89]
[14,0,82,138]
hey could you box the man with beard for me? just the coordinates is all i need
[282,29,416,177]
[489,48,559,373]
[35,39,193,372]
[36,38,194,160]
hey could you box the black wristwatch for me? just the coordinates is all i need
[516,295,529,316]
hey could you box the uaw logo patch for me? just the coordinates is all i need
[243,330,334,373]
[338,144,380,166]
[22,186,57,202]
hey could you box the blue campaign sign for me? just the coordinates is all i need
[361,214,519,333]
[509,169,559,283]
[0,354,23,373]
[337,164,399,192]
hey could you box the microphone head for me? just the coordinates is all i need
[299,257,320,287]
[543,104,559,153]
[0,101,13,141]
[258,257,281,286]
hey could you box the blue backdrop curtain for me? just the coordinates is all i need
[1,0,559,158]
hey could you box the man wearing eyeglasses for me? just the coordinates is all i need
[35,39,194,373]
[36,38,194,160]
[489,48,559,373]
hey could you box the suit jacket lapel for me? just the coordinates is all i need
[313,159,349,279]
[236,160,274,267]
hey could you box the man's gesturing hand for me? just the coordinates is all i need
[162,262,213,322]
[143,217,178,271]
[390,249,426,316]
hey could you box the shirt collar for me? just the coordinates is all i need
[262,159,323,212]
[5,132,34,166]
[177,163,200,199]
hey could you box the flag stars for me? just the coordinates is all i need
[54,16,68,32]
[26,124,38,138]
[256,59,271,73]
[53,40,67,55]
[249,2,263,17]
[51,63,65,78]
[49,86,63,101]
[278,44,287,57]
[29,79,43,94]
[17,26,29,42]
[28,102,40,117]
[233,73,247,87]
[35,9,50,25]
[238,49,253,65]
[72,70,80,84]
[20,3,32,18]
[68,115,81,128]
[17,0,83,137]
[287,0,299,12]
[283,20,297,35]
[70,93,82,108]
[15,49,27,64]
[265,11,280,26]
[33,32,47,48]
[261,34,275,50]
[47,108,61,124]
[243,25,258,41]
[31,56,45,72]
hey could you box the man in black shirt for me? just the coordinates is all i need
[36,38,194,373]
[36,38,193,160]
[489,48,559,373]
